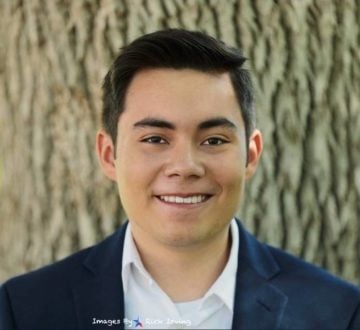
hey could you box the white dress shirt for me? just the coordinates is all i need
[122,219,239,329]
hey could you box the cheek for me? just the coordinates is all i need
[213,158,245,197]
[225,170,244,195]
[212,147,245,176]
[115,145,161,198]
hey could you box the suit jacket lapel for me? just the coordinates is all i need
[73,223,128,330]
[232,220,288,330]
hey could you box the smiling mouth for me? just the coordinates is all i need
[156,195,212,205]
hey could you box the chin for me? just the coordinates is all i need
[158,223,217,246]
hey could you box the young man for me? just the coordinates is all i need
[0,29,359,330]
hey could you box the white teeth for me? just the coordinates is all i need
[159,195,207,204]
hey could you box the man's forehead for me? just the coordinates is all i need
[123,68,237,114]
[119,67,243,130]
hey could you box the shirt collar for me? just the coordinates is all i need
[122,223,154,293]
[201,219,238,312]
[122,218,239,312]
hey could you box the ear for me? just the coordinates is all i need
[96,129,117,181]
[245,129,263,180]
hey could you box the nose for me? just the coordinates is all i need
[164,142,205,179]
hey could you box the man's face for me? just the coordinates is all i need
[99,68,261,248]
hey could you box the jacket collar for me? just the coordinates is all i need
[232,220,288,329]
[73,219,287,330]
[73,222,128,330]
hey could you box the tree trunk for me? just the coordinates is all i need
[0,0,359,283]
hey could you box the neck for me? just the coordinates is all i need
[131,223,232,302]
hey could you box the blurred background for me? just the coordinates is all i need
[0,0,359,284]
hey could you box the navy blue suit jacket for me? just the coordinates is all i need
[1,220,359,330]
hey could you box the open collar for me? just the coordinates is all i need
[72,219,287,330]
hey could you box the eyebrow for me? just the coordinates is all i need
[133,117,237,131]
[198,117,237,130]
[133,118,175,129]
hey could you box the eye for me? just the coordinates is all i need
[202,137,229,145]
[141,136,168,144]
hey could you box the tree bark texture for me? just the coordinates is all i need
[0,0,359,283]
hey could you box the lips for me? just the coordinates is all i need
[156,194,212,204]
